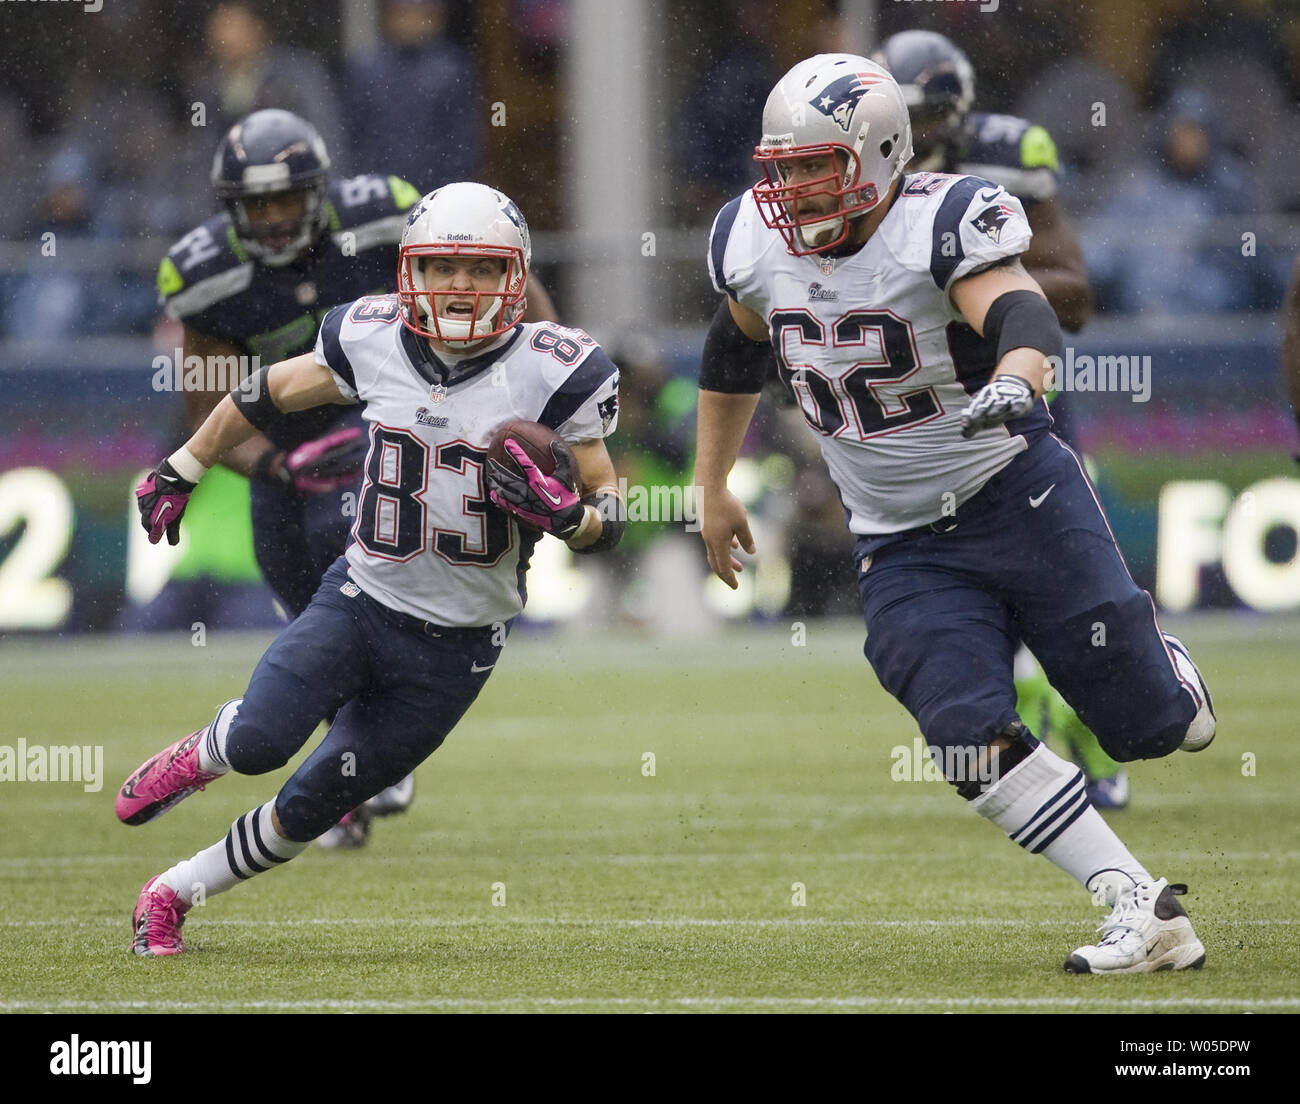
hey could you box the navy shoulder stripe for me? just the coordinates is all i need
[929,176,987,291]
[538,347,619,432]
[319,303,357,391]
[709,194,746,299]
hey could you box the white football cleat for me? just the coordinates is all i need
[1163,634,1215,752]
[364,773,415,817]
[1065,878,1206,974]
[316,807,371,850]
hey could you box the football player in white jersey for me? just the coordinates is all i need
[696,56,1216,973]
[118,183,625,956]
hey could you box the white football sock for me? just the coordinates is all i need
[196,698,241,775]
[158,801,309,905]
[970,743,1151,903]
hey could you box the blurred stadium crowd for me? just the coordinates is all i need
[2,0,1299,334]
[1,0,1298,631]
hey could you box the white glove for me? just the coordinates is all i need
[960,375,1035,439]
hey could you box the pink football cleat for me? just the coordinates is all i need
[131,875,190,957]
[116,728,221,826]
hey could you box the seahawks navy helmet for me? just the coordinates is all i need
[874,31,975,171]
[211,109,331,266]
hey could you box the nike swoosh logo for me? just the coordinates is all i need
[539,486,563,506]
[154,502,172,524]
[1029,484,1056,508]
[978,188,1000,202]
[470,661,495,673]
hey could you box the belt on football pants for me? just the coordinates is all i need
[360,586,497,641]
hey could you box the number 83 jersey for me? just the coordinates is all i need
[314,295,619,626]
[709,173,1050,535]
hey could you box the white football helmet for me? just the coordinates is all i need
[396,182,531,344]
[753,54,913,255]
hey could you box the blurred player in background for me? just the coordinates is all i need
[122,183,624,956]
[157,108,558,848]
[876,30,1128,810]
[1280,251,1300,449]
[697,55,1215,973]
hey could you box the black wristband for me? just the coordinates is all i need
[698,298,772,394]
[232,366,281,432]
[570,492,626,555]
[155,457,196,493]
[982,290,1062,363]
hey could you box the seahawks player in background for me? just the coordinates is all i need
[123,182,624,956]
[876,31,1128,810]
[157,109,559,848]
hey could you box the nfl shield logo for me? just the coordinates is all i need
[820,258,834,277]
[429,383,447,404]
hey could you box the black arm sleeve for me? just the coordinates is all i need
[981,290,1063,362]
[231,366,282,432]
[698,298,772,394]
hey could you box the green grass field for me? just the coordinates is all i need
[1,616,1297,1014]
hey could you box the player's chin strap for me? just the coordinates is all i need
[570,490,625,555]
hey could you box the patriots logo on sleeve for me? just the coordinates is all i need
[597,392,619,434]
[970,203,1017,245]
[810,71,891,133]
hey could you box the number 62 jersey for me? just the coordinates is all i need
[313,295,619,627]
[709,173,1052,535]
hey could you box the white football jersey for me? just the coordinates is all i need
[314,296,619,626]
[709,172,1051,534]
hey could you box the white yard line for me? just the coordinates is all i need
[2,996,1298,1011]
[4,916,1297,928]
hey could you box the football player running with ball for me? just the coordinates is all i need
[159,109,559,849]
[120,183,624,956]
[695,56,1215,974]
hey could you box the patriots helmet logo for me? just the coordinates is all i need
[500,196,530,254]
[404,195,431,229]
[810,71,891,133]
[970,203,1017,245]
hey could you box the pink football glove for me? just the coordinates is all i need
[136,459,196,545]
[257,427,368,495]
[487,438,585,537]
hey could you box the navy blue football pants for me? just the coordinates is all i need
[855,433,1195,763]
[224,558,504,841]
[250,480,355,618]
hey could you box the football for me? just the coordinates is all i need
[487,420,576,483]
